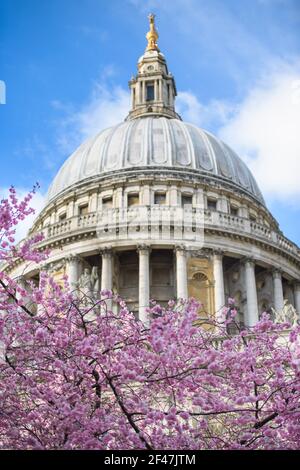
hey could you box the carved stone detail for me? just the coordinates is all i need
[272,299,299,327]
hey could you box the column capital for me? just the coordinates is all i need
[100,246,113,258]
[242,256,256,267]
[212,248,224,259]
[272,268,283,279]
[137,243,151,254]
[65,254,80,263]
[174,244,187,254]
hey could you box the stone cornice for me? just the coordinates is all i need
[35,222,300,264]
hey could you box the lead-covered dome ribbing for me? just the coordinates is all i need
[47,117,264,205]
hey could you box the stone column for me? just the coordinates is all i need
[101,248,113,292]
[244,258,259,326]
[159,80,162,101]
[115,187,123,208]
[131,84,135,108]
[67,198,75,218]
[66,255,80,291]
[175,245,188,299]
[239,202,248,218]
[217,195,228,213]
[90,193,98,212]
[168,81,173,106]
[141,184,151,205]
[154,80,158,101]
[138,245,150,324]
[170,185,178,206]
[142,81,146,103]
[293,281,300,314]
[273,269,284,311]
[195,188,204,209]
[213,250,225,321]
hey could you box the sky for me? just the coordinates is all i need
[0,0,300,243]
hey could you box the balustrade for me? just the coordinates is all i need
[41,206,299,259]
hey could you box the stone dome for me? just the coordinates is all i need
[47,117,264,205]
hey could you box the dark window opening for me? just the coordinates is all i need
[182,195,193,207]
[230,206,238,216]
[154,192,166,205]
[79,204,88,216]
[146,84,155,101]
[103,197,113,208]
[128,193,139,207]
[207,199,217,210]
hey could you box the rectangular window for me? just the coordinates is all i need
[146,84,155,101]
[79,204,88,216]
[207,199,217,210]
[59,212,67,221]
[154,192,166,205]
[182,195,193,207]
[128,193,139,207]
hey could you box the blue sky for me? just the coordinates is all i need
[1,0,300,243]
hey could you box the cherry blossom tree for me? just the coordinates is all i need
[0,187,300,450]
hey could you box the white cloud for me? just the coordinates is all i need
[0,188,45,243]
[54,74,130,154]
[177,91,234,129]
[218,63,300,201]
[74,84,130,139]
[175,61,300,203]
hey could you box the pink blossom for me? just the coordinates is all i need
[0,186,299,450]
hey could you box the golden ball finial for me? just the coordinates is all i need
[146,13,159,51]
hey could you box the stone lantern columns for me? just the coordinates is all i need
[244,258,259,326]
[137,244,150,324]
[175,245,188,300]
[273,269,284,311]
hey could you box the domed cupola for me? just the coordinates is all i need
[126,14,181,121]
[45,13,267,208]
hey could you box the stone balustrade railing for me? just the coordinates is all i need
[41,206,300,258]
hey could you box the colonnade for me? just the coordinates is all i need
[65,247,300,326]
